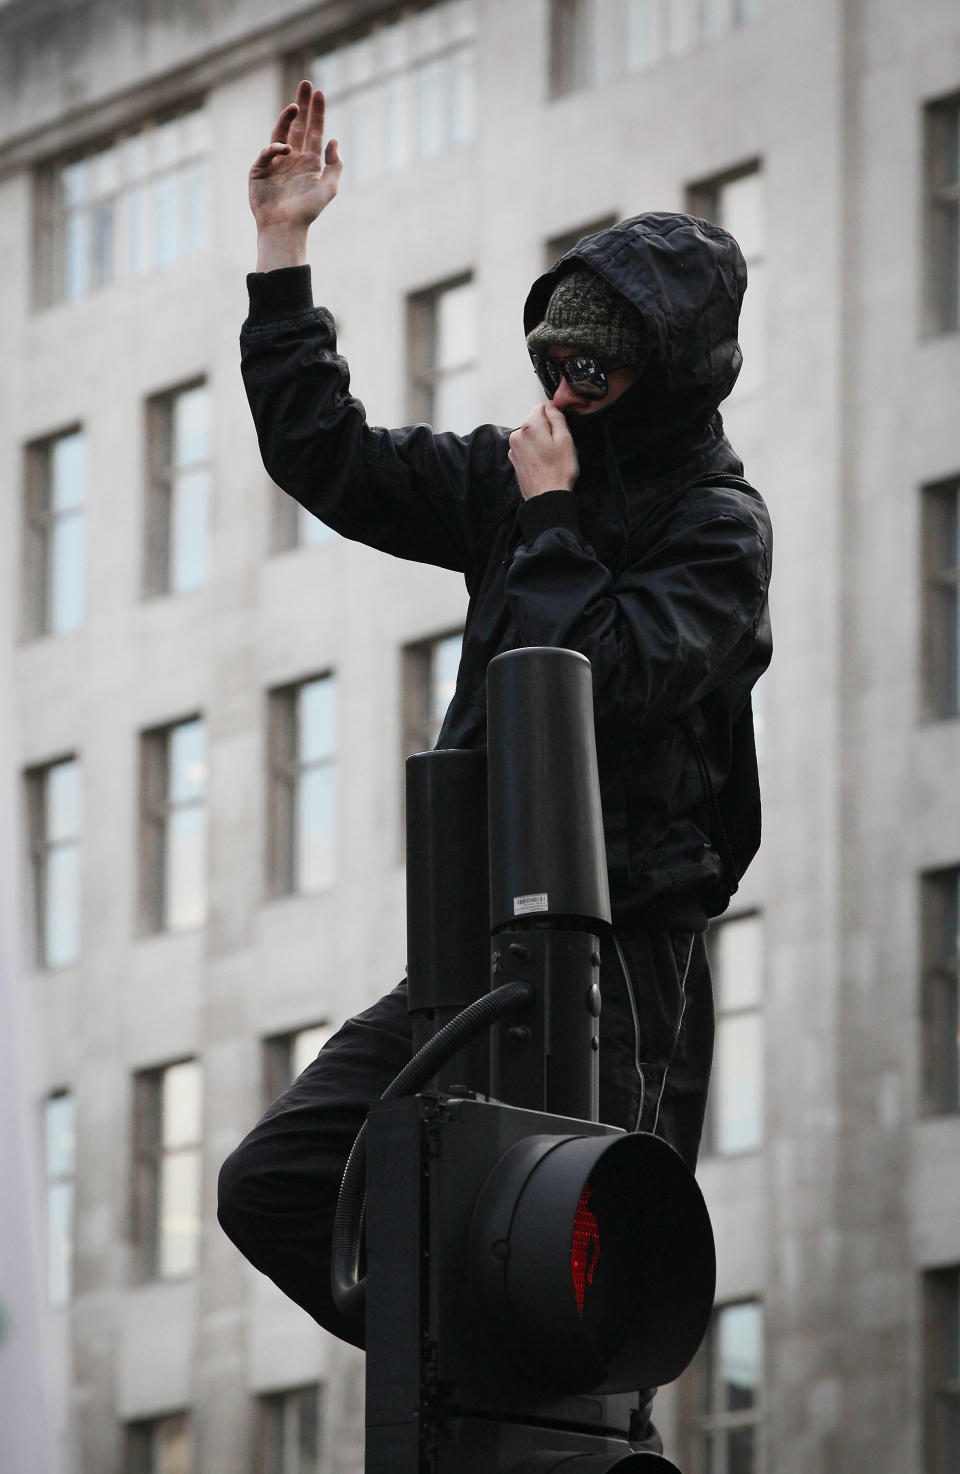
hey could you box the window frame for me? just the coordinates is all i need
[138,716,207,936]
[923,91,960,338]
[406,272,478,429]
[923,1266,960,1474]
[266,674,339,899]
[262,1023,333,1109]
[681,1298,765,1474]
[123,1408,193,1474]
[25,754,82,970]
[143,379,212,598]
[130,1059,203,1283]
[921,475,960,721]
[920,867,960,1116]
[22,426,86,640]
[703,910,765,1157]
[254,1383,324,1474]
[44,1089,76,1307]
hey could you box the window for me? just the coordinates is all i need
[922,476,960,719]
[263,1023,333,1108]
[26,756,81,968]
[255,1384,324,1474]
[544,215,619,268]
[139,718,207,934]
[925,1268,960,1474]
[23,428,85,638]
[688,164,766,397]
[145,382,211,595]
[132,1061,202,1281]
[548,0,763,97]
[271,485,338,554]
[45,1092,75,1306]
[402,630,462,758]
[704,913,764,1155]
[124,1411,193,1474]
[925,93,960,335]
[408,277,478,432]
[36,104,209,307]
[267,676,338,896]
[302,0,476,187]
[683,1300,764,1473]
[921,868,960,1114]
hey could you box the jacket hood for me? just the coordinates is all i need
[524,213,747,456]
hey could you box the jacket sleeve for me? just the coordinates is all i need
[241,266,507,573]
[505,487,771,734]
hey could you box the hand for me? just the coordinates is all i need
[507,404,579,501]
[250,81,343,254]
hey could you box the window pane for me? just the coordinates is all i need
[49,511,85,633]
[51,431,85,512]
[159,1147,201,1276]
[89,199,115,289]
[129,184,149,275]
[727,1423,757,1474]
[433,366,478,434]
[297,766,335,891]
[170,467,210,592]
[292,1025,333,1079]
[449,46,475,145]
[437,281,477,369]
[173,385,210,465]
[180,160,208,254]
[165,805,207,930]
[47,1179,74,1306]
[625,0,654,70]
[720,1302,762,1411]
[46,759,80,842]
[297,1386,320,1472]
[45,843,80,967]
[384,75,408,172]
[64,209,89,301]
[155,1413,192,1474]
[169,720,206,804]
[154,172,180,267]
[416,57,445,159]
[715,1012,763,1153]
[299,679,336,764]
[46,1093,75,1177]
[300,507,337,547]
[713,914,763,1010]
[432,633,462,720]
[162,1060,201,1149]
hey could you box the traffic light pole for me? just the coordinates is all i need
[354,648,715,1473]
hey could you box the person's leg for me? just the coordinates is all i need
[217,982,413,1348]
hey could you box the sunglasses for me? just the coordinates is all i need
[530,351,611,401]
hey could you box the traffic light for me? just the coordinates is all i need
[345,649,715,1472]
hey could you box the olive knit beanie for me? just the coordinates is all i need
[525,265,646,366]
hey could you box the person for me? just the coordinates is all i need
[218,80,772,1447]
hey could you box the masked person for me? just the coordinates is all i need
[219,82,772,1450]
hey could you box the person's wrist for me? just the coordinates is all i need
[255,221,310,272]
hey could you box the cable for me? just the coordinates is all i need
[330,979,534,1323]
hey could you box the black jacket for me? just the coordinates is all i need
[241,213,772,930]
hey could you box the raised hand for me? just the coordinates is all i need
[250,81,343,267]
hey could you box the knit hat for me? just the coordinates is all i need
[525,265,646,367]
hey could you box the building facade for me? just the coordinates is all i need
[0,0,958,1471]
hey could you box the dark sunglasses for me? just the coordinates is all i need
[530,351,610,401]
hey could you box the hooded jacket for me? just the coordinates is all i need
[241,213,772,930]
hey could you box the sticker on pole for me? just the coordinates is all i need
[514,893,548,916]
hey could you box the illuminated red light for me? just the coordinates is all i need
[571,1183,600,1316]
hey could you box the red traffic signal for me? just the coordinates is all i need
[470,1129,715,1393]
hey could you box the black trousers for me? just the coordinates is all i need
[218,929,713,1437]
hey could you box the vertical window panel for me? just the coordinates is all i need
[922,476,960,720]
[924,1268,960,1474]
[24,428,86,639]
[256,1385,323,1474]
[402,631,463,759]
[921,868,960,1114]
[926,93,960,335]
[145,382,212,597]
[140,718,207,934]
[705,913,764,1155]
[268,677,338,896]
[27,756,81,969]
[408,277,478,433]
[683,1301,764,1473]
[124,1411,193,1474]
[133,1062,202,1282]
[45,1092,75,1306]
